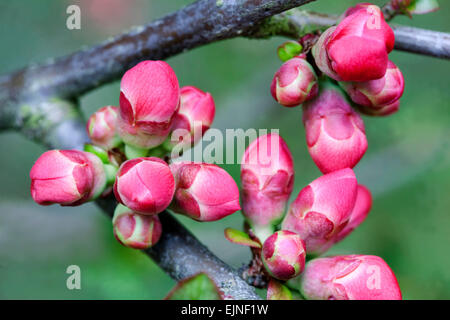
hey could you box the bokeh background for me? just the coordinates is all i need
[0,0,449,299]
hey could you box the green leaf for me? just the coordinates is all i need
[408,0,439,14]
[267,279,293,300]
[165,273,223,300]
[224,228,262,248]
[277,41,303,62]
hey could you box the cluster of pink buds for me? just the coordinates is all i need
[226,3,406,299]
[30,60,240,251]
[272,3,404,118]
[312,3,404,115]
[268,2,405,179]
[234,137,402,299]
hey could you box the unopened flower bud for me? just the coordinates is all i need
[271,55,318,107]
[302,80,368,174]
[334,184,372,243]
[113,204,162,249]
[262,231,306,281]
[241,133,294,241]
[114,157,175,215]
[293,255,402,300]
[170,162,240,222]
[281,168,358,255]
[317,184,373,253]
[313,4,395,81]
[118,60,180,149]
[277,41,303,62]
[340,61,404,109]
[166,86,215,152]
[86,106,121,150]
[30,150,106,206]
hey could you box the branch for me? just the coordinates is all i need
[1,0,448,131]
[0,0,315,106]
[248,10,450,59]
[391,24,450,59]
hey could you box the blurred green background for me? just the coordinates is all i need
[0,0,449,299]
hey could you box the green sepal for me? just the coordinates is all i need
[84,143,109,164]
[267,279,293,300]
[104,164,118,186]
[251,224,276,244]
[124,143,149,159]
[147,145,168,158]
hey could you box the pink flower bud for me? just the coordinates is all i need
[357,99,401,117]
[86,106,121,150]
[113,205,162,249]
[281,168,358,255]
[262,231,306,281]
[302,81,368,174]
[317,184,372,253]
[114,157,175,215]
[296,255,402,300]
[270,55,318,107]
[30,150,106,206]
[313,4,395,81]
[334,184,372,243]
[167,86,215,149]
[118,60,180,148]
[340,61,404,109]
[169,162,240,222]
[241,133,294,238]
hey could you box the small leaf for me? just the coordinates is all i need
[224,228,262,248]
[277,41,303,62]
[165,273,223,300]
[408,0,439,14]
[267,279,293,300]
